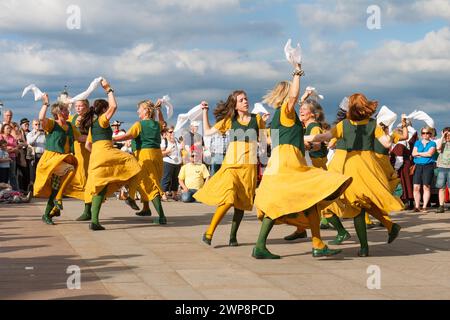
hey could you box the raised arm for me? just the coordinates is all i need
[101,79,118,121]
[155,99,165,124]
[201,101,219,136]
[39,93,50,129]
[286,63,303,114]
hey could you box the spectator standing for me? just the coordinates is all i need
[208,132,230,176]
[112,121,125,149]
[27,119,46,184]
[1,109,13,131]
[0,140,11,183]
[161,126,183,201]
[436,127,450,213]
[0,123,19,190]
[412,126,437,212]
[183,121,204,162]
[178,151,210,203]
[17,118,32,191]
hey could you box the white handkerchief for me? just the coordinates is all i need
[339,97,349,112]
[406,110,435,128]
[377,105,397,133]
[284,39,302,67]
[69,77,104,103]
[161,95,174,119]
[22,84,45,101]
[174,104,203,135]
[305,86,324,100]
[251,103,270,115]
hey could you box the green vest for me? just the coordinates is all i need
[335,138,346,150]
[91,117,113,143]
[230,114,259,142]
[134,120,162,150]
[342,119,376,152]
[270,107,305,155]
[374,139,389,155]
[45,121,75,154]
[305,122,327,158]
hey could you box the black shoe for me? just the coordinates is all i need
[358,247,369,257]
[49,207,61,218]
[388,223,401,244]
[312,246,342,258]
[125,197,140,211]
[437,206,445,214]
[202,233,212,246]
[136,210,152,217]
[42,214,55,225]
[89,223,105,231]
[229,238,239,247]
[328,231,351,245]
[284,230,308,241]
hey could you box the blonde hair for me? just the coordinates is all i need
[138,100,156,119]
[263,81,291,108]
[50,102,69,119]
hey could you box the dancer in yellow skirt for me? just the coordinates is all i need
[34,94,79,225]
[113,99,167,224]
[252,63,352,259]
[306,93,404,256]
[194,92,269,247]
[62,99,94,221]
[81,79,141,231]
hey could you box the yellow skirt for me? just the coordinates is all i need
[84,141,141,198]
[332,150,403,214]
[34,150,77,198]
[133,148,164,201]
[64,141,90,201]
[194,141,258,211]
[255,145,353,221]
[374,153,400,193]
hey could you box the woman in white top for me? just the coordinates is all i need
[161,126,183,200]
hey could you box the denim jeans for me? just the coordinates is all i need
[161,162,181,192]
[8,160,18,191]
[181,189,198,203]
[210,153,224,176]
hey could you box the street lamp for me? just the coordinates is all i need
[58,85,70,103]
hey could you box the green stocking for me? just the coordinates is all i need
[327,214,347,236]
[252,217,280,259]
[76,203,92,221]
[91,187,107,225]
[152,196,167,224]
[229,209,244,246]
[354,209,369,256]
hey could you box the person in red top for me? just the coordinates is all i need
[0,123,19,190]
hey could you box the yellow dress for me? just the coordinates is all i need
[255,102,352,222]
[128,121,164,201]
[34,119,78,198]
[308,125,328,170]
[373,132,402,193]
[193,115,265,211]
[84,114,141,198]
[325,120,404,216]
[64,115,91,201]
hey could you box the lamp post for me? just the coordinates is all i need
[58,86,70,103]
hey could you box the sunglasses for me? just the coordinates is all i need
[421,132,431,135]
[168,131,174,133]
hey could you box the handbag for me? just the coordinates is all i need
[409,164,416,176]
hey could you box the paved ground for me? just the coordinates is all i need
[1,198,450,300]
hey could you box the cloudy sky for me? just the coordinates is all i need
[0,0,449,131]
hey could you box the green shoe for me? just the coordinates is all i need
[125,197,140,211]
[229,238,239,247]
[42,214,55,225]
[89,223,105,231]
[328,231,351,245]
[54,199,63,210]
[76,213,91,222]
[388,223,401,244]
[358,247,369,257]
[284,230,308,241]
[252,247,281,259]
[312,246,342,258]
[136,210,152,217]
[202,233,212,246]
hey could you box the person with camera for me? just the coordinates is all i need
[436,127,450,213]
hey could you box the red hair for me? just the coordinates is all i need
[347,93,378,121]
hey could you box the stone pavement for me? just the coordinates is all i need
[1,198,450,300]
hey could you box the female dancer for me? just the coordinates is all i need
[194,92,268,247]
[34,94,78,225]
[113,100,167,224]
[306,93,404,256]
[252,63,352,259]
[81,79,141,231]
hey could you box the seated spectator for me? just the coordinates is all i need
[0,139,11,184]
[178,151,210,203]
